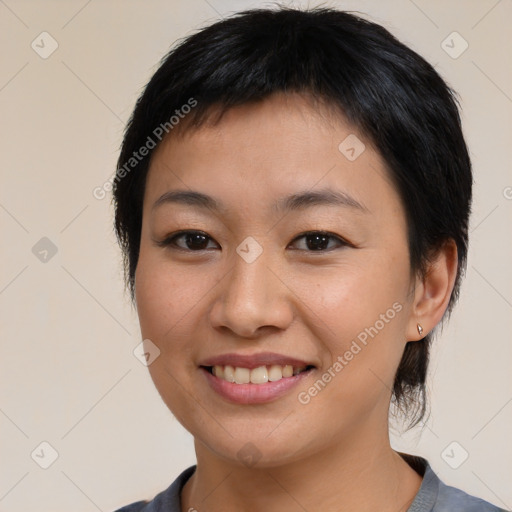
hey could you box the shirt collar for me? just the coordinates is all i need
[157,453,440,512]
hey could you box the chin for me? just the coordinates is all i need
[193,429,313,470]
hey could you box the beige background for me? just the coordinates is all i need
[1,0,511,511]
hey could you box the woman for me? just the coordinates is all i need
[112,6,507,512]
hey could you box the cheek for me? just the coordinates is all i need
[135,248,210,343]
[134,251,211,428]
[134,256,201,403]
[291,252,411,387]
[292,269,409,430]
[294,255,410,337]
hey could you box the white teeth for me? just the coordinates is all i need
[211,364,309,384]
[234,367,250,384]
[223,365,235,383]
[212,365,224,378]
[268,364,283,382]
[250,366,268,384]
[282,365,293,377]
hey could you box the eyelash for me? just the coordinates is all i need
[154,230,353,253]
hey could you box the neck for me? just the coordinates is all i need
[181,422,423,512]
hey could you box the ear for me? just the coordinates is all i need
[406,239,458,341]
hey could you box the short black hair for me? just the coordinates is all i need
[112,6,472,428]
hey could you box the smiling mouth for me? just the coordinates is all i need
[201,364,315,384]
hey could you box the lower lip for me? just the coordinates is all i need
[200,367,314,404]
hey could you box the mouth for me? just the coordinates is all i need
[198,352,317,404]
[199,362,316,405]
[200,364,315,384]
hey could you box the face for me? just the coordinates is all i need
[135,93,418,468]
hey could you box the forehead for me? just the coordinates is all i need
[144,93,402,222]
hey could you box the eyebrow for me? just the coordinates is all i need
[152,188,369,214]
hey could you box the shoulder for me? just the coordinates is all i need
[434,476,508,512]
[114,501,148,512]
[111,465,197,512]
[401,453,508,512]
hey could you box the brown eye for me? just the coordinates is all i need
[289,231,349,252]
[156,231,219,251]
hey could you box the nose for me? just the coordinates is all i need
[209,248,294,338]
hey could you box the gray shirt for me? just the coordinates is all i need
[114,454,508,511]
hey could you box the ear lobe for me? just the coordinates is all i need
[407,239,458,341]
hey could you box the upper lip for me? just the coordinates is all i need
[199,352,316,369]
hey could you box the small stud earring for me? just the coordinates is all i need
[417,324,424,336]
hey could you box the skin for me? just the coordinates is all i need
[134,92,458,512]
